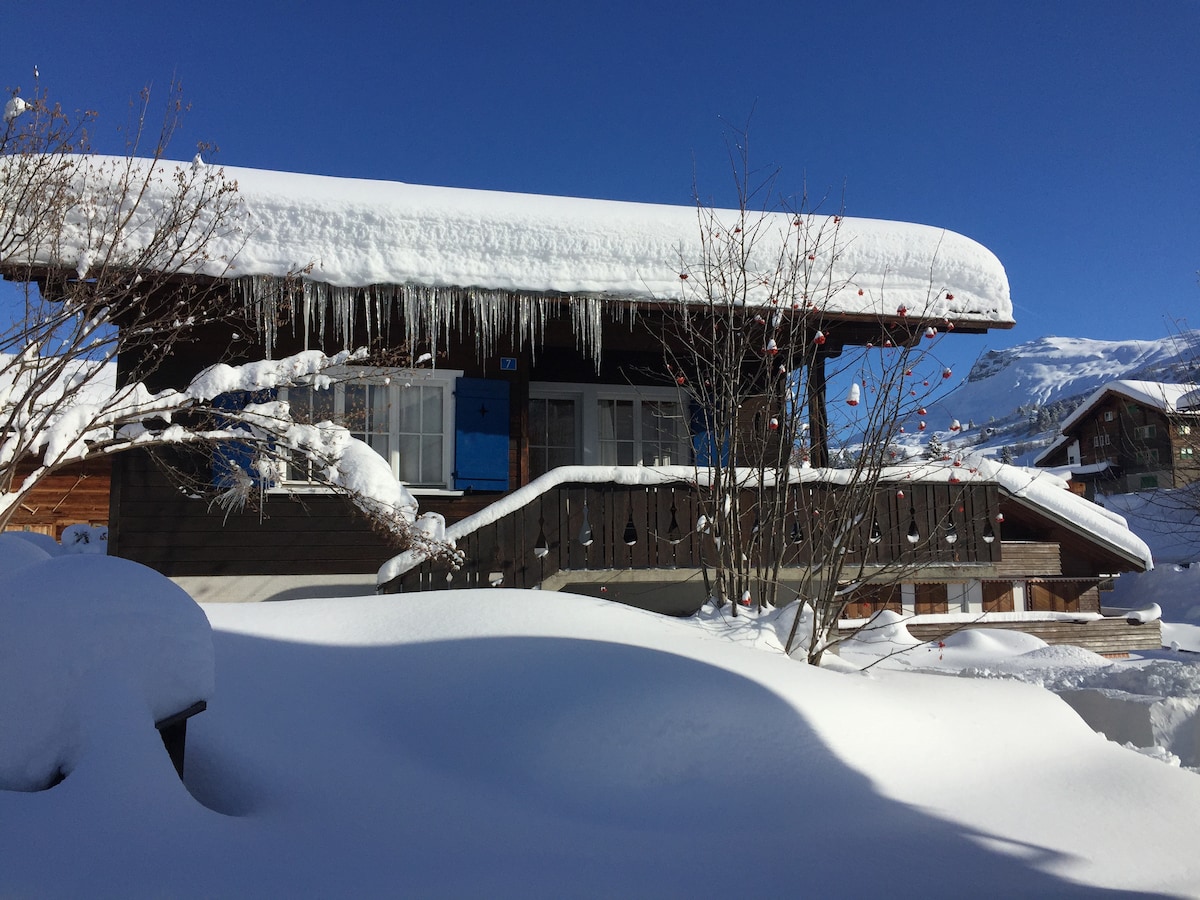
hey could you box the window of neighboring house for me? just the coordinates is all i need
[1103,410,1115,422]
[1181,447,1195,459]
[531,382,691,469]
[1135,448,1160,465]
[528,396,578,478]
[1141,475,1159,489]
[1179,425,1192,436]
[1092,433,1112,448]
[1134,424,1157,440]
[282,369,461,489]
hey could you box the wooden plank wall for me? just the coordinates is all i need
[112,450,395,576]
[395,481,1003,592]
[3,459,111,539]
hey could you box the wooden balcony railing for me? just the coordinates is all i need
[388,477,1002,594]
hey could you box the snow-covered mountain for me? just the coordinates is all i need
[907,331,1200,463]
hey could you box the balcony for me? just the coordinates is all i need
[386,472,1002,598]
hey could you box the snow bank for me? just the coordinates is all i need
[1111,563,1200,625]
[0,541,213,791]
[4,585,1200,894]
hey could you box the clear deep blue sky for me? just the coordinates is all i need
[10,0,1199,378]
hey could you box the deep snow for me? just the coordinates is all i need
[3,538,1200,897]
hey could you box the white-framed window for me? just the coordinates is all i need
[1135,448,1160,465]
[1178,424,1192,436]
[282,367,462,489]
[1092,433,1111,448]
[1134,424,1157,440]
[1181,447,1194,459]
[527,393,580,478]
[1103,410,1115,422]
[530,381,691,469]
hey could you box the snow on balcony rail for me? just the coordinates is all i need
[375,459,1152,587]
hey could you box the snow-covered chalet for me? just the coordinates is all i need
[9,158,1160,652]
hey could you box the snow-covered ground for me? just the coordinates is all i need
[4,533,1200,897]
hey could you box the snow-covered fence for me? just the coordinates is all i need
[383,477,1002,594]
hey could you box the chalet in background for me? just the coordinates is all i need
[1035,380,1200,499]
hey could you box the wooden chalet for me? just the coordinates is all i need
[1035,381,1200,498]
[6,157,1162,649]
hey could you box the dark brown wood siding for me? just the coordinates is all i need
[996,542,1061,578]
[111,450,394,576]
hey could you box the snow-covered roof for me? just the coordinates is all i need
[1034,380,1200,466]
[14,156,1014,329]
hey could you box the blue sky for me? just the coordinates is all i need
[9,0,1199,379]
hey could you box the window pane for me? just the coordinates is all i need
[398,388,421,432]
[642,400,683,465]
[422,435,443,483]
[422,387,443,433]
[548,399,575,445]
[398,433,421,482]
[530,397,577,478]
[599,399,634,465]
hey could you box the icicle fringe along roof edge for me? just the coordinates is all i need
[6,155,1013,357]
[375,459,1151,586]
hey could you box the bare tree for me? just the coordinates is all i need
[658,138,966,664]
[0,76,455,563]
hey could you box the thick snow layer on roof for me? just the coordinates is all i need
[976,459,1153,569]
[17,156,1013,326]
[1063,380,1200,430]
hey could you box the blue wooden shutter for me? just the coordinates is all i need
[453,378,510,491]
[211,389,276,487]
[690,400,729,466]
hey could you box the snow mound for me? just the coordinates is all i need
[844,608,919,645]
[0,532,56,575]
[941,627,1048,656]
[0,554,213,791]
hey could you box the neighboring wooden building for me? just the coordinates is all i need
[3,458,110,539]
[8,158,1158,649]
[1035,381,1200,498]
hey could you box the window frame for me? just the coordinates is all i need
[530,381,692,469]
[278,366,463,494]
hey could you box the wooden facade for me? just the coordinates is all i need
[391,479,1003,595]
[1038,386,1200,497]
[3,458,110,539]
